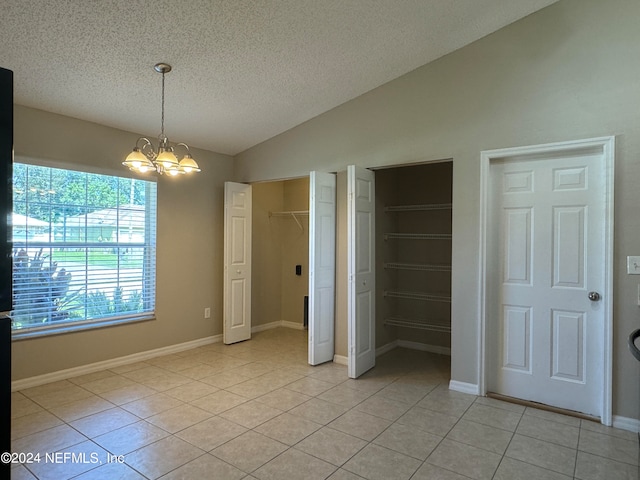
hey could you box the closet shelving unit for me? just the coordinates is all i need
[269,210,309,230]
[383,202,452,333]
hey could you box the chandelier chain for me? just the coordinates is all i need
[160,70,165,138]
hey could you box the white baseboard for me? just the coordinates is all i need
[12,334,222,392]
[449,380,480,396]
[397,340,451,356]
[251,321,282,333]
[612,415,640,433]
[376,340,398,357]
[252,320,305,333]
[281,320,305,331]
[333,354,348,366]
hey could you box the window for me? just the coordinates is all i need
[11,162,157,338]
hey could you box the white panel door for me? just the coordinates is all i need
[347,165,375,378]
[488,151,607,416]
[224,182,252,344]
[308,171,337,365]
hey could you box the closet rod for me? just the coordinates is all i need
[384,317,451,332]
[269,210,309,230]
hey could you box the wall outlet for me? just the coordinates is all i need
[627,256,640,274]
[204,307,211,319]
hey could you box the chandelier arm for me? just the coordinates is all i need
[175,142,191,154]
[135,137,152,150]
[136,137,157,161]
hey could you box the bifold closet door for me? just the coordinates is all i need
[223,182,252,344]
[308,171,336,365]
[347,165,376,378]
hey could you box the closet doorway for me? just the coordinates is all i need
[377,160,453,357]
[223,173,337,366]
[252,177,310,335]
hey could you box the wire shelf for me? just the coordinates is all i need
[384,262,451,272]
[384,203,452,213]
[384,316,451,332]
[384,291,451,302]
[384,233,451,241]
[268,210,309,230]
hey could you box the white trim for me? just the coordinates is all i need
[449,380,480,396]
[612,415,640,434]
[478,136,615,425]
[376,340,398,357]
[333,354,348,366]
[397,340,451,356]
[251,321,282,333]
[12,334,221,391]
[281,320,305,331]
[251,320,305,333]
[601,137,615,427]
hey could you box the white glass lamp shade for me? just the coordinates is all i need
[179,154,201,173]
[123,148,153,172]
[166,162,184,175]
[156,149,179,169]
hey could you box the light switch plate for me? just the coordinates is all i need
[627,256,640,275]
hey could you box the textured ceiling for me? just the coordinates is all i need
[1,0,558,155]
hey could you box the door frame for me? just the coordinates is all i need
[477,136,615,425]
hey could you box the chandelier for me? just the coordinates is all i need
[123,63,201,176]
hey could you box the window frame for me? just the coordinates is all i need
[10,159,157,340]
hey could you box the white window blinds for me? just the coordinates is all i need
[11,163,157,336]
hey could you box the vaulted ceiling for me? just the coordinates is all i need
[1,0,558,155]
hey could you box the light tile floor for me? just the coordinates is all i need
[10,327,640,480]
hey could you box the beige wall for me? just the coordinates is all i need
[251,181,285,326]
[235,0,640,420]
[12,106,235,380]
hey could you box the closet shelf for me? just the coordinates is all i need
[384,262,451,272]
[384,291,451,302]
[269,210,309,230]
[384,316,451,332]
[384,203,452,213]
[384,233,451,241]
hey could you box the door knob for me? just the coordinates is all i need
[588,291,601,301]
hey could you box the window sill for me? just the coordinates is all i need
[11,314,155,341]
